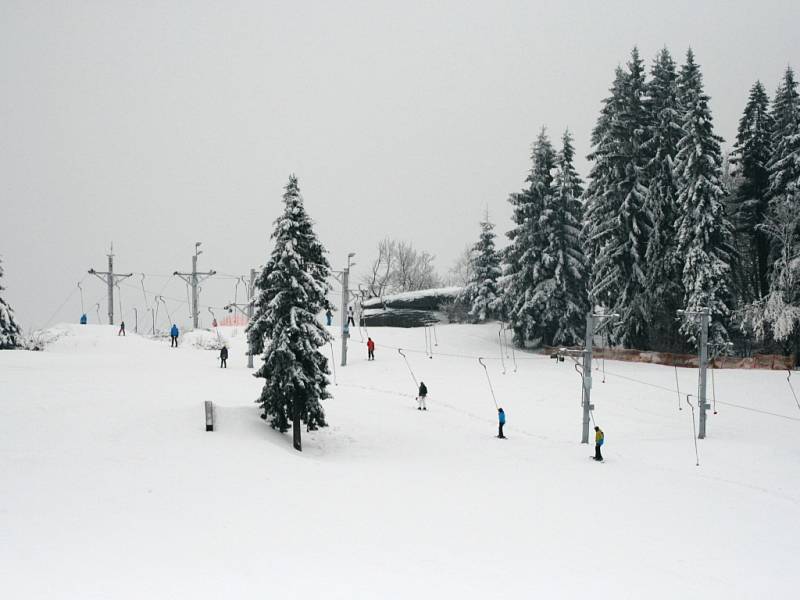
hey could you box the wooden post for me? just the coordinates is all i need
[204,401,214,432]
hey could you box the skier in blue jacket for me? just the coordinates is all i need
[170,324,179,348]
[498,408,506,438]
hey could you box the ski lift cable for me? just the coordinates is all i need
[711,362,718,415]
[478,357,499,409]
[601,367,800,422]
[116,285,123,320]
[397,348,419,388]
[329,341,338,385]
[497,327,507,374]
[41,276,87,329]
[77,282,85,313]
[184,283,192,318]
[373,340,546,362]
[140,274,150,310]
[508,326,518,372]
[787,370,800,412]
[685,394,701,467]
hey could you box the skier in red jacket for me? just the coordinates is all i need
[367,337,375,361]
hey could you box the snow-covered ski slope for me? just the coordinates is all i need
[2,323,799,599]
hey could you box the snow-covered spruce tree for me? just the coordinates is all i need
[462,215,501,322]
[540,129,589,346]
[674,49,735,345]
[583,48,651,348]
[249,175,333,450]
[503,128,556,345]
[742,195,800,355]
[768,67,800,202]
[642,48,685,350]
[0,258,22,349]
[730,80,774,301]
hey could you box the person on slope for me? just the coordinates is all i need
[417,381,428,411]
[118,321,126,336]
[367,337,375,361]
[325,309,333,327]
[170,324,179,348]
[80,313,87,325]
[594,426,604,461]
[497,408,506,438]
[220,345,228,368]
[347,306,355,327]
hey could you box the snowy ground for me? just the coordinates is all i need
[2,323,799,599]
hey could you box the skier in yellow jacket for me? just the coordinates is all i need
[594,426,604,461]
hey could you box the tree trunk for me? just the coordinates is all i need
[292,399,302,452]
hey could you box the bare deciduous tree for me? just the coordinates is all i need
[443,245,474,287]
[361,238,441,296]
[362,237,396,298]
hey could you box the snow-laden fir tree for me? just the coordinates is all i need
[0,257,22,349]
[247,175,333,449]
[730,81,774,301]
[767,67,800,201]
[674,49,735,345]
[742,195,800,354]
[642,48,684,350]
[539,129,589,346]
[583,48,651,348]
[503,128,556,345]
[461,214,501,322]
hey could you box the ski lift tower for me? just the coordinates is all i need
[580,312,619,443]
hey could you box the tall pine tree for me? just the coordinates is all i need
[583,48,651,348]
[462,214,501,322]
[543,129,588,346]
[0,258,22,349]
[642,48,684,350]
[248,175,333,450]
[768,67,800,201]
[504,128,556,345]
[674,49,735,345]
[730,81,774,301]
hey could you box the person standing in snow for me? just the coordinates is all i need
[170,324,179,348]
[325,309,333,326]
[118,321,126,336]
[497,408,506,438]
[367,337,375,361]
[594,426,604,461]
[220,345,228,368]
[80,314,87,325]
[417,381,428,410]
[347,306,355,327]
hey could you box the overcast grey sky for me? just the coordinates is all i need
[2,0,798,331]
